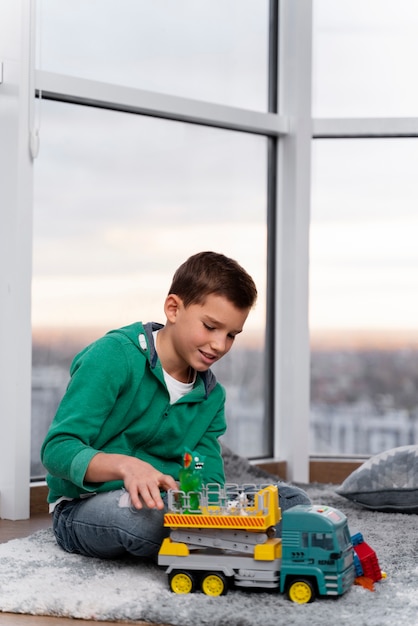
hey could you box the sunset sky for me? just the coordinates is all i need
[31,0,418,346]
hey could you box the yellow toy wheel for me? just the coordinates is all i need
[287,579,315,604]
[169,570,195,594]
[201,572,228,596]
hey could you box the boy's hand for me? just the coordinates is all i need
[85,452,178,510]
[122,458,178,510]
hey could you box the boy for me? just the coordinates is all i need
[41,251,309,560]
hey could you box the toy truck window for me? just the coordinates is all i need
[301,532,309,548]
[311,533,334,551]
[336,526,352,552]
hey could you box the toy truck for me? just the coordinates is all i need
[158,483,356,603]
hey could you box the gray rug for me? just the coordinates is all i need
[0,450,417,625]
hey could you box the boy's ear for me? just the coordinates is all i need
[164,294,183,322]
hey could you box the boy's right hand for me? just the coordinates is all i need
[85,452,178,510]
[122,457,178,510]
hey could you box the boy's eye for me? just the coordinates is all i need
[203,323,237,340]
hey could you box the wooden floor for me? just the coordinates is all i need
[0,514,166,626]
[0,514,52,544]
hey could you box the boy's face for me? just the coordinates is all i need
[166,293,250,372]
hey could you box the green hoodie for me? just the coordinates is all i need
[41,322,227,504]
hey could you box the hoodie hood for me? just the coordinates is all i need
[106,321,218,398]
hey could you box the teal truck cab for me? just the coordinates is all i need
[280,504,355,603]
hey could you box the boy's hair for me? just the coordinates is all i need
[168,251,257,310]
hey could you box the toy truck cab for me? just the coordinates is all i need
[280,504,355,603]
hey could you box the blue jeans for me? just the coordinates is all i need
[52,490,169,560]
[275,481,311,536]
[52,483,310,560]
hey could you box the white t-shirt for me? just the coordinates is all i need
[153,330,195,403]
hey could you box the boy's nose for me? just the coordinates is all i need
[210,333,228,354]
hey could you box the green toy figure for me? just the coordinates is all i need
[178,449,205,512]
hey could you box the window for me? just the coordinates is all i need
[32,87,268,477]
[311,532,334,551]
[313,0,418,117]
[40,0,269,111]
[311,2,418,457]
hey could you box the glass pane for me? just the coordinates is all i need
[310,139,418,456]
[32,100,268,479]
[313,0,418,117]
[38,0,269,111]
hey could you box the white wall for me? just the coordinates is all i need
[0,0,34,519]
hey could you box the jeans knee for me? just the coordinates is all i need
[277,482,311,510]
[52,499,82,554]
[51,491,170,559]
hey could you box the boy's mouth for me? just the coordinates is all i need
[199,349,217,363]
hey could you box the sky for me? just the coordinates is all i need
[32,99,268,338]
[310,0,418,336]
[32,0,269,339]
[31,0,418,343]
[310,138,418,333]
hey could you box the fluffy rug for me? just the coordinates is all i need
[0,449,417,626]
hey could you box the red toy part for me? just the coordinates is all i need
[353,535,382,583]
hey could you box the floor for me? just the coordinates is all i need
[0,514,166,626]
